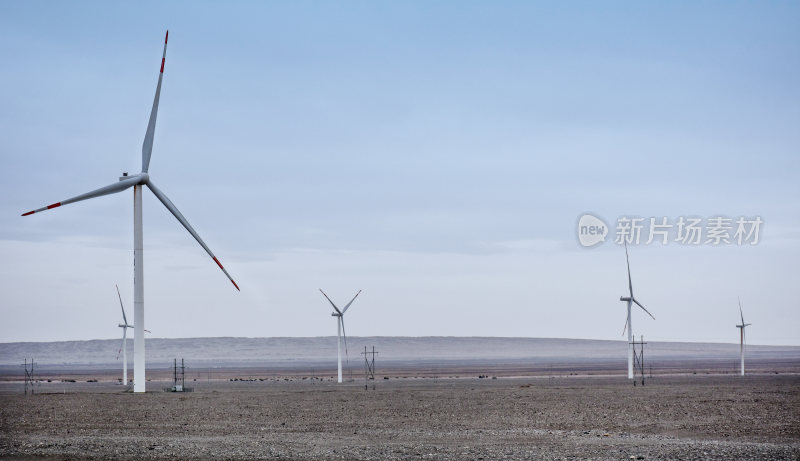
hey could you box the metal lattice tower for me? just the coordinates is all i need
[361,346,378,390]
[23,358,35,395]
[632,335,647,386]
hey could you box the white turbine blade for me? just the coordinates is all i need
[624,241,633,297]
[116,284,127,325]
[341,290,362,314]
[147,181,239,291]
[142,30,168,173]
[340,316,349,365]
[319,289,342,315]
[117,329,126,360]
[633,298,655,320]
[21,176,140,216]
[738,297,745,325]
[621,316,629,336]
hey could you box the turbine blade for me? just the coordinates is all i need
[739,297,745,325]
[633,298,655,320]
[147,181,239,291]
[117,330,126,360]
[340,316,349,366]
[21,176,139,216]
[319,289,342,315]
[621,316,629,336]
[624,241,633,297]
[116,284,127,325]
[142,30,168,173]
[341,290,362,314]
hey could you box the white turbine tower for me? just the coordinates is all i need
[736,297,752,376]
[319,289,361,383]
[22,31,239,393]
[619,242,655,379]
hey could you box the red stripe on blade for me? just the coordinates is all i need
[231,280,240,291]
[160,58,165,73]
[213,256,224,270]
[165,31,169,44]
[47,202,61,209]
[22,211,35,216]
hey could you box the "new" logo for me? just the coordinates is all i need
[577,213,608,247]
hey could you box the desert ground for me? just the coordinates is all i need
[1,371,798,460]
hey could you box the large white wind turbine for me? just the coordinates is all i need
[736,297,752,376]
[22,32,239,393]
[619,242,655,379]
[319,289,361,383]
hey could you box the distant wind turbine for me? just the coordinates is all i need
[21,31,239,393]
[736,297,752,376]
[319,289,361,383]
[115,284,149,386]
[619,242,655,379]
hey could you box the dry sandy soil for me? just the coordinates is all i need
[1,374,799,460]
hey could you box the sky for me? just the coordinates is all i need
[0,1,798,345]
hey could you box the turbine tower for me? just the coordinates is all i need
[319,289,361,383]
[21,32,239,393]
[736,297,752,376]
[619,242,655,379]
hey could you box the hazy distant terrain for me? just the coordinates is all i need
[2,337,799,373]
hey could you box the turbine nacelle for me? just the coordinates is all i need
[620,296,631,302]
[119,172,149,184]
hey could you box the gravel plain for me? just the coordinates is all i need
[1,373,799,460]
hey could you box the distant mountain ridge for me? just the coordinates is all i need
[2,336,799,369]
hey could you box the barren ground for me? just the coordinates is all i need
[1,374,798,460]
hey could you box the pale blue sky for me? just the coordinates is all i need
[1,2,798,344]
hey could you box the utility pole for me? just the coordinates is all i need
[23,358,35,395]
[361,346,378,390]
[632,335,647,386]
[169,358,189,392]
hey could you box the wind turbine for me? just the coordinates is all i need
[21,31,239,393]
[736,297,752,376]
[115,284,149,386]
[319,289,361,383]
[619,242,655,379]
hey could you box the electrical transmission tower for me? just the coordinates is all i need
[23,358,35,395]
[361,346,378,390]
[632,335,647,386]
[167,358,192,392]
